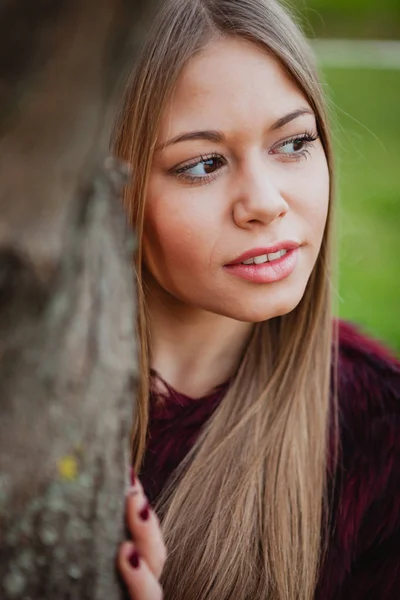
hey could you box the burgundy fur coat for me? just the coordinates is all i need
[140,321,400,599]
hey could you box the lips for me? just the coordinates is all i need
[226,241,300,266]
[224,246,300,284]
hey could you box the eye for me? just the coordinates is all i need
[271,132,319,160]
[172,154,226,183]
[280,139,309,153]
[185,157,221,177]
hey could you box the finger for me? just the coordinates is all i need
[117,541,163,600]
[126,482,167,580]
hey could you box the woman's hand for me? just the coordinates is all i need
[117,472,167,599]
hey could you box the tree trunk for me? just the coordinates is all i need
[0,1,160,597]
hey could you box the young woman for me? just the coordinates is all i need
[113,0,400,598]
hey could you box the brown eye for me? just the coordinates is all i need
[175,154,225,180]
[186,156,223,176]
[276,139,306,155]
[203,157,221,173]
[271,132,318,160]
[292,139,305,152]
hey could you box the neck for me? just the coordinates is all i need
[145,273,253,398]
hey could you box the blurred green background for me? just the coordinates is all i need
[295,1,400,352]
[297,0,400,39]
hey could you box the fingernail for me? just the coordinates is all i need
[139,501,150,521]
[130,468,136,486]
[129,549,140,569]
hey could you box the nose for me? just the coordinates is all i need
[232,158,288,229]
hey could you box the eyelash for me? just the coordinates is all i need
[171,130,319,185]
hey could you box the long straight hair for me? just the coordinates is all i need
[113,0,338,598]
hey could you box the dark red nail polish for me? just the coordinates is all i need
[130,467,136,486]
[139,501,150,521]
[129,549,140,569]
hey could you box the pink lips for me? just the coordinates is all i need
[226,241,300,266]
[224,242,300,284]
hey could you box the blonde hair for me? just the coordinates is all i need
[113,0,338,598]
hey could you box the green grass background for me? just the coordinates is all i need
[295,0,400,39]
[320,66,400,352]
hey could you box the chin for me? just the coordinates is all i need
[231,303,300,323]
[219,285,306,323]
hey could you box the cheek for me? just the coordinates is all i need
[298,156,330,238]
[142,191,218,287]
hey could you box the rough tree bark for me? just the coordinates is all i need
[0,1,160,597]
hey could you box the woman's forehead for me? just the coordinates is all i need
[157,36,312,141]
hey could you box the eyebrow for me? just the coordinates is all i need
[156,108,315,151]
[270,108,314,130]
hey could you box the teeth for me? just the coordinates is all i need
[241,249,288,265]
[268,249,287,261]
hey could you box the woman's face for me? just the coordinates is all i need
[143,36,330,322]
